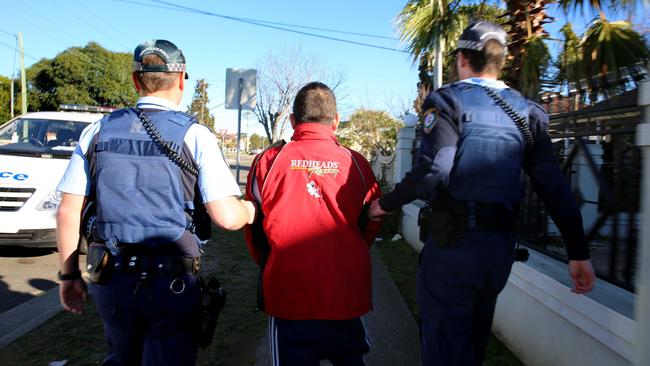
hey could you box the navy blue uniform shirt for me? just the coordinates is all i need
[380,79,589,260]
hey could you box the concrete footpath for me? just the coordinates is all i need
[254,248,421,366]
[0,248,421,365]
[0,285,61,349]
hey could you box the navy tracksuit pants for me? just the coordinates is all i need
[417,230,516,366]
[268,317,371,366]
[89,272,201,366]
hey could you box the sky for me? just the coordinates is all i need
[0,0,647,137]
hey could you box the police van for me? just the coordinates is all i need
[0,105,114,248]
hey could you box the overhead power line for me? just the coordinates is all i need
[0,39,38,61]
[0,29,16,37]
[110,0,406,53]
[52,0,131,51]
[237,18,395,40]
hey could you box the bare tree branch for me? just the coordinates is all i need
[253,45,348,143]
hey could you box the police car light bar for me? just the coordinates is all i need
[59,104,117,113]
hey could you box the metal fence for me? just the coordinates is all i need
[407,64,649,291]
[520,64,649,291]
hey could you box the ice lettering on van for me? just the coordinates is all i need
[0,171,29,181]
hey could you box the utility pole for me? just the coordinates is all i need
[18,32,27,115]
[431,0,444,90]
[10,79,14,119]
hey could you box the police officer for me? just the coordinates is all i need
[369,21,595,365]
[56,39,256,365]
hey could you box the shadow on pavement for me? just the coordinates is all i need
[0,246,55,258]
[0,276,57,313]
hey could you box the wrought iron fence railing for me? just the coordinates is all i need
[521,86,643,291]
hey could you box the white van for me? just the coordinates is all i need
[0,106,112,248]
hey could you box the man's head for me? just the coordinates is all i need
[290,82,340,129]
[131,40,188,103]
[454,21,507,80]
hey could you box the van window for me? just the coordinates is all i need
[0,118,88,158]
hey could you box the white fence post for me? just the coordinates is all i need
[393,127,416,185]
[634,64,650,366]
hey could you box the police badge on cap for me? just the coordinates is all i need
[133,39,189,79]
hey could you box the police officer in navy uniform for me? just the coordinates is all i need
[369,21,596,365]
[56,39,256,365]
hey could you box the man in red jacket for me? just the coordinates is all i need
[245,82,382,366]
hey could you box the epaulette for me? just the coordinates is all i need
[175,111,199,124]
[527,100,547,116]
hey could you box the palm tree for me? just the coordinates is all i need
[397,0,648,103]
[555,23,583,85]
[397,2,503,112]
[559,0,649,79]
[500,0,554,98]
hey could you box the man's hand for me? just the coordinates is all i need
[60,278,87,314]
[368,199,388,222]
[568,260,595,294]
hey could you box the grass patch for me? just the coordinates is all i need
[0,228,265,366]
[374,238,522,366]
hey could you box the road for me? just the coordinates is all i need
[0,156,255,314]
[225,153,254,185]
[0,247,60,313]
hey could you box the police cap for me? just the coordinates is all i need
[455,21,507,54]
[133,39,189,79]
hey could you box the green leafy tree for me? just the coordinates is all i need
[337,109,403,159]
[187,79,215,130]
[27,42,137,111]
[0,76,13,124]
[249,133,266,150]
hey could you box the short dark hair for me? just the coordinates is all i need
[134,54,181,93]
[292,82,337,125]
[459,39,506,75]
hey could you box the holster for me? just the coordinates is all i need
[194,276,227,348]
[418,206,459,247]
[86,242,114,284]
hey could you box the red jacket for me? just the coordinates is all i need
[244,123,381,320]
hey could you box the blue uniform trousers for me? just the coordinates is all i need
[268,317,371,366]
[417,230,515,366]
[89,272,201,366]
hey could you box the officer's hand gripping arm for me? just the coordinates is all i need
[205,196,256,230]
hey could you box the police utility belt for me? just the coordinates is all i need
[86,242,200,284]
[418,197,518,247]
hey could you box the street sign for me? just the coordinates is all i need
[225,68,257,110]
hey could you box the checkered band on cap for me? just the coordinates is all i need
[166,63,186,72]
[133,61,186,73]
[456,40,482,51]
